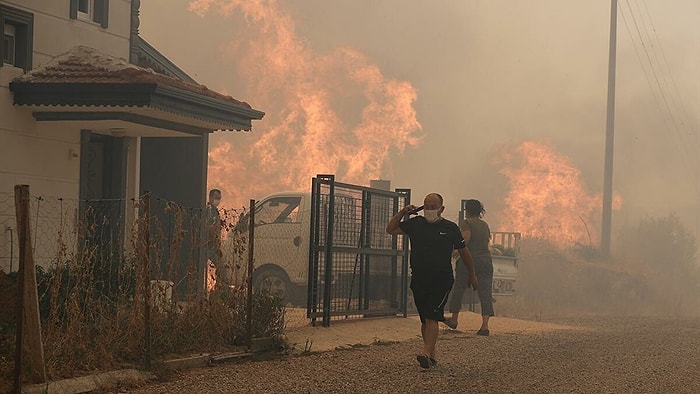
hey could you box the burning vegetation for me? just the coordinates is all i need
[492,141,699,318]
[190,0,422,207]
[495,140,622,250]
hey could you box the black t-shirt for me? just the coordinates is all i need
[399,216,466,278]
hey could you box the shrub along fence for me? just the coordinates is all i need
[0,186,284,391]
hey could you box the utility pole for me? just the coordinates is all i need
[601,0,617,259]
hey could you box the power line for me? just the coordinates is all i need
[637,1,698,174]
[626,0,680,132]
[640,0,693,125]
[621,0,700,239]
[622,0,696,170]
[618,3,671,140]
[640,0,700,239]
[618,4,661,116]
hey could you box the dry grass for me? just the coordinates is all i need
[0,195,285,388]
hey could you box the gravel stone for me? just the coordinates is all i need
[125,316,700,393]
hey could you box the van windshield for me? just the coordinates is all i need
[254,196,302,225]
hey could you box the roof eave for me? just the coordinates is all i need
[153,84,265,121]
[9,82,156,107]
[9,81,265,132]
[132,36,199,84]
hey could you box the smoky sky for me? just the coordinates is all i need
[139,0,700,239]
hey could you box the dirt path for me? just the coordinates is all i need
[126,315,700,393]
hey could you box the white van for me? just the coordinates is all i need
[231,191,362,305]
[230,192,311,304]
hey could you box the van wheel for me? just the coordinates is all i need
[253,266,294,304]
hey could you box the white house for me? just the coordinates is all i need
[0,0,264,272]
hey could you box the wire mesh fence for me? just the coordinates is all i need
[308,176,410,326]
[1,194,81,274]
[0,192,17,274]
[228,194,314,306]
[0,188,284,386]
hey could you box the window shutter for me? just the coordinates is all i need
[0,5,34,71]
[101,0,109,29]
[69,0,78,19]
[94,0,109,28]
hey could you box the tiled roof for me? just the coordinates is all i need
[13,46,252,109]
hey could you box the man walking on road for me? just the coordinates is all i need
[386,193,478,368]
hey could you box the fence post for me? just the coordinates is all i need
[459,199,476,313]
[246,199,255,351]
[141,192,152,369]
[13,185,47,392]
[395,188,411,318]
[322,175,335,327]
[307,177,321,324]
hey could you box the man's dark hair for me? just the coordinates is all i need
[209,189,222,198]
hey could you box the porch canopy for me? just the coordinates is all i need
[9,46,264,136]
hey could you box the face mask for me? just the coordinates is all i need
[424,209,441,223]
[211,199,221,208]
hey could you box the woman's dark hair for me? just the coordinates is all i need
[464,199,485,217]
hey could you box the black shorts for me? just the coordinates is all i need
[410,274,453,323]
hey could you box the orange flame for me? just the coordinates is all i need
[189,0,422,207]
[496,141,622,249]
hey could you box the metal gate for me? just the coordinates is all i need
[307,175,410,327]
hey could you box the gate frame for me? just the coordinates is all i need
[307,175,410,327]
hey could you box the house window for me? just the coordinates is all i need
[70,0,109,29]
[0,5,33,71]
[77,0,93,21]
[2,23,14,65]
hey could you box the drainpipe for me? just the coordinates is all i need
[5,226,13,272]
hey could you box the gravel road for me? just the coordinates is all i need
[126,316,700,393]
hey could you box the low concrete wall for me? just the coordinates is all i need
[22,369,155,394]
